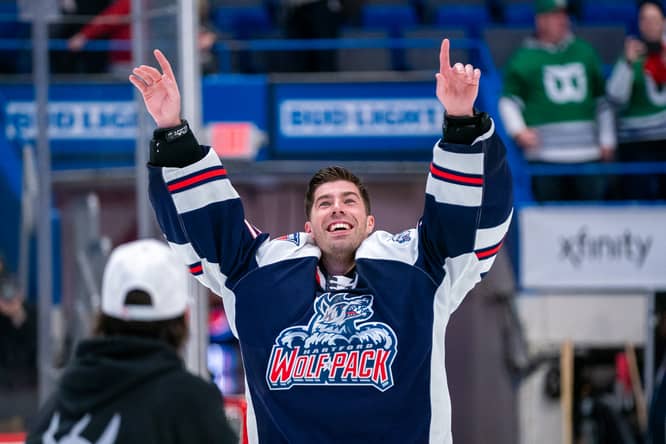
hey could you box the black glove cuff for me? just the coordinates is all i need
[154,120,191,142]
[440,110,492,146]
[150,120,205,167]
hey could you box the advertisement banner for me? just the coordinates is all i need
[519,206,666,289]
[1,83,136,169]
[1,77,268,168]
[273,81,443,159]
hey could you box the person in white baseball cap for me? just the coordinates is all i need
[101,238,189,323]
[26,239,237,444]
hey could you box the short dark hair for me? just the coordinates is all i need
[641,0,665,16]
[93,290,188,350]
[304,166,371,218]
[638,0,666,15]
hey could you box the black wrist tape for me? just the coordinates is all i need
[149,120,205,167]
[441,111,491,146]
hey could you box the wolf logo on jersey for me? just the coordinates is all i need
[266,293,397,392]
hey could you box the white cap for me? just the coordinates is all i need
[101,239,189,321]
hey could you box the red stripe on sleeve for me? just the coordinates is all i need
[476,241,502,259]
[168,169,227,192]
[430,164,483,185]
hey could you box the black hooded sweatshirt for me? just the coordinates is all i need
[26,336,237,444]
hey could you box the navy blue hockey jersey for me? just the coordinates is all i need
[148,120,513,444]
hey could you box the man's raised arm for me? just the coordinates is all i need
[129,50,267,308]
[419,39,514,312]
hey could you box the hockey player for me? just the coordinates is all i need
[130,38,513,443]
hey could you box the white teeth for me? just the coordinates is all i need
[328,223,351,232]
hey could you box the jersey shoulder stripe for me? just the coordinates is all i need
[163,150,239,214]
[356,229,420,266]
[256,232,320,268]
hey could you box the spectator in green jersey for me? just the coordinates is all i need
[606,0,666,201]
[499,0,616,201]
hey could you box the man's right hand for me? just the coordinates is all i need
[624,37,645,64]
[129,49,182,128]
[514,128,539,152]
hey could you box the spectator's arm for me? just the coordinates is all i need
[498,96,526,137]
[499,52,529,138]
[596,97,616,151]
[606,60,634,106]
[78,0,130,40]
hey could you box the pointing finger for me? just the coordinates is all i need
[439,38,450,74]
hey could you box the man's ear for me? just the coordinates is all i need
[366,215,375,234]
[304,221,312,233]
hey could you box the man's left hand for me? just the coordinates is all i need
[436,38,480,117]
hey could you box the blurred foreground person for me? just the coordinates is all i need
[26,239,236,444]
[0,269,37,431]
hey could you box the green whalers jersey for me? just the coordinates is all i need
[503,36,604,126]
[502,35,609,162]
[611,58,666,143]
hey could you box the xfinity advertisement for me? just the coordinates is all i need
[519,206,666,289]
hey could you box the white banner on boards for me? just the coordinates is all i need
[519,206,666,289]
[279,99,442,137]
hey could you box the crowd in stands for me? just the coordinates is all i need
[499,0,666,202]
[1,0,666,202]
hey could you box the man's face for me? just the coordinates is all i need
[305,180,375,259]
[536,10,570,44]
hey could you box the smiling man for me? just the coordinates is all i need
[131,39,514,444]
[304,168,375,276]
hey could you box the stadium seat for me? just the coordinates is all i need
[337,29,393,72]
[0,0,30,73]
[402,27,468,71]
[580,0,636,32]
[362,4,418,35]
[482,25,532,69]
[503,2,534,25]
[212,5,272,39]
[432,3,490,37]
